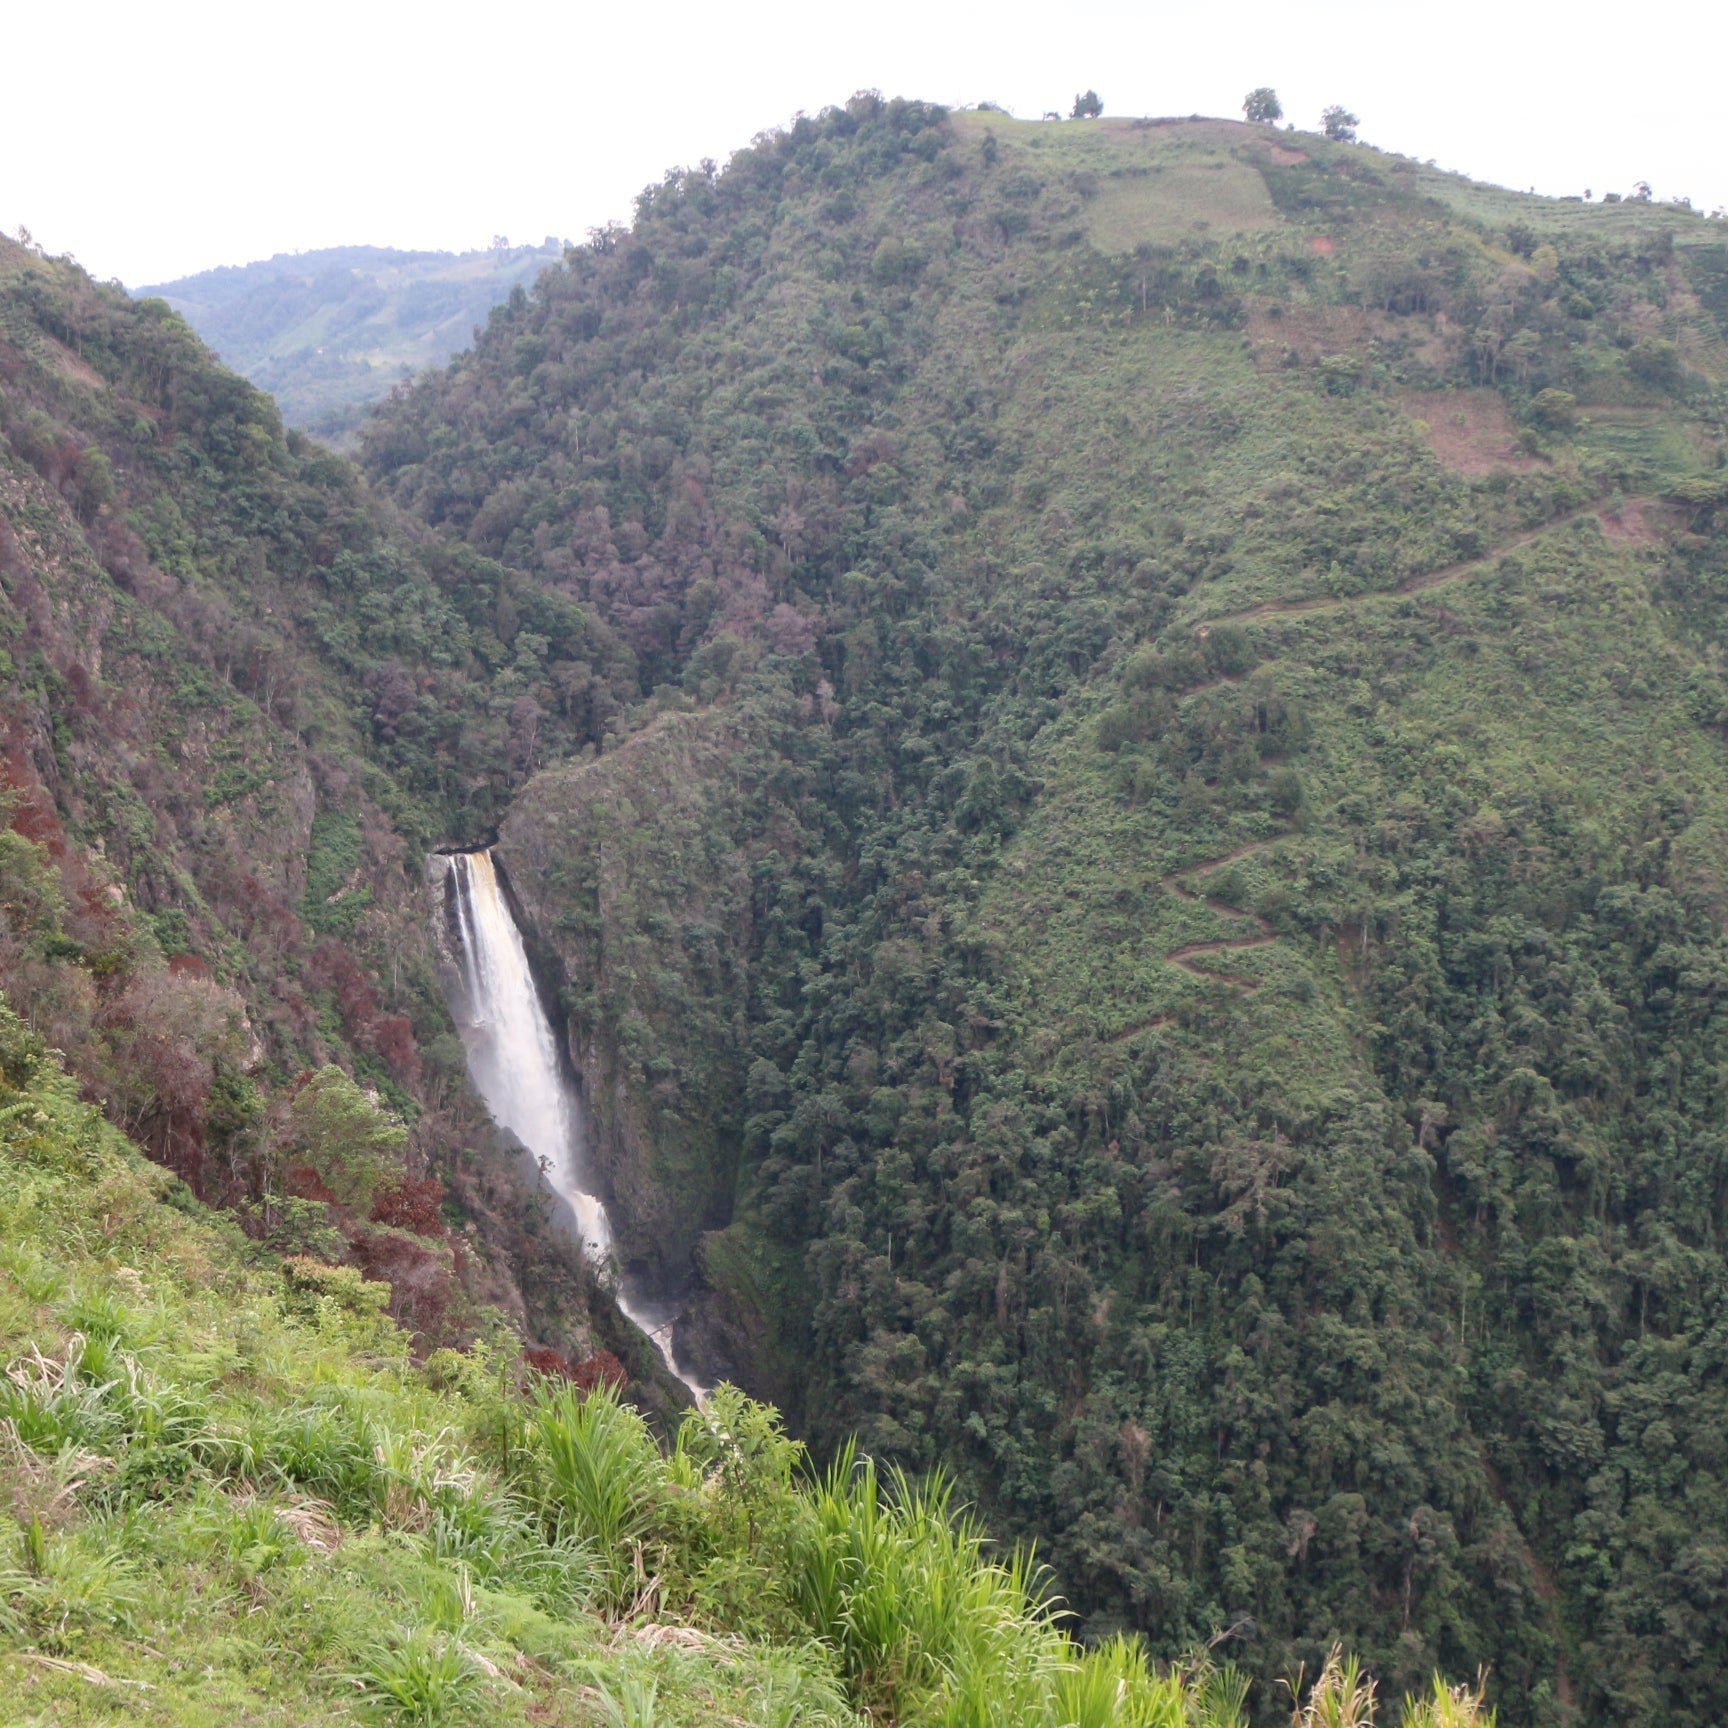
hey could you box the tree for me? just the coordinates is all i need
[276,1064,409,1210]
[1530,387,1579,430]
[1070,90,1102,120]
[1243,87,1283,123]
[1628,336,1683,391]
[1321,104,1359,142]
[1669,474,1728,521]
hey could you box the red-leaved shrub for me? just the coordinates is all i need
[370,1176,447,1238]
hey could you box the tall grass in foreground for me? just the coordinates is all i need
[520,1383,1493,1728]
[352,1631,487,1724]
[525,1380,660,1609]
[0,1007,1499,1725]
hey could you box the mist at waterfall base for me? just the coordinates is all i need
[431,849,707,1400]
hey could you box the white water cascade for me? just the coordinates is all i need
[430,849,705,1399]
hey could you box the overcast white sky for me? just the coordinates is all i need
[3,0,1722,288]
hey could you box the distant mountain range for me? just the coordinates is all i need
[137,241,565,444]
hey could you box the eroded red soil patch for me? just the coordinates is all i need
[1600,498,1666,543]
[1402,389,1536,475]
[38,334,106,392]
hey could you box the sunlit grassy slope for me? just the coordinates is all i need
[0,996,1504,1726]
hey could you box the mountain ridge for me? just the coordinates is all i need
[4,92,1728,1723]
[137,240,566,446]
[359,96,1728,1720]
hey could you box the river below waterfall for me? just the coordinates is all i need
[429,848,706,1400]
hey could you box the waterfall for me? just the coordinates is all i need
[431,849,705,1400]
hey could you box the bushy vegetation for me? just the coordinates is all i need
[1,1003,1497,1725]
[360,98,1728,1724]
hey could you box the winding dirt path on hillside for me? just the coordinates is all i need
[1105,1011,1176,1044]
[1104,836,1288,1042]
[1201,496,1656,630]
[1159,835,1285,990]
[1171,672,1245,699]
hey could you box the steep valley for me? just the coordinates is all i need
[5,96,1728,1725]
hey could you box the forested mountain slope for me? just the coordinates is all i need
[140,242,565,446]
[2,1006,1499,1726]
[361,98,1728,1724]
[0,233,690,1402]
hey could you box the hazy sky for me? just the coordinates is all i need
[4,0,1722,287]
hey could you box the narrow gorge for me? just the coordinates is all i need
[5,90,1728,1722]
[430,848,707,1398]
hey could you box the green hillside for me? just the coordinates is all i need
[361,98,1728,1724]
[2,1004,1507,1724]
[0,227,684,1409]
[5,90,1728,1726]
[138,243,565,446]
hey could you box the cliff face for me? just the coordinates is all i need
[496,691,836,1409]
[498,705,769,1280]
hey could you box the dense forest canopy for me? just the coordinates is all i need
[6,90,1728,1725]
[362,96,1728,1724]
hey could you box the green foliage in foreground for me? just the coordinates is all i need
[0,996,1488,1725]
